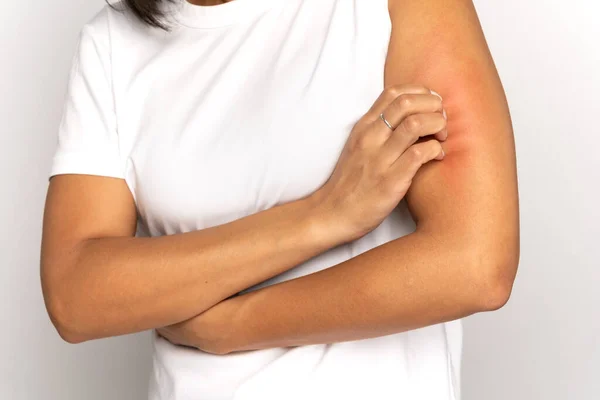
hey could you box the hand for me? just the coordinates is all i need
[156,295,242,355]
[309,84,447,243]
[156,318,226,355]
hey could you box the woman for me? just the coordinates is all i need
[41,0,519,399]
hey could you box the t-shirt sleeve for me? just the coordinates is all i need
[49,23,125,180]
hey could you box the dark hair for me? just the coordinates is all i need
[108,0,175,31]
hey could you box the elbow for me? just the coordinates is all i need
[470,243,520,312]
[57,326,88,345]
[44,290,90,344]
[41,249,102,344]
[477,273,514,312]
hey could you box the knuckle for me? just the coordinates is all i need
[408,145,424,161]
[403,115,422,133]
[396,94,414,110]
[353,118,369,132]
[384,85,403,99]
[352,132,369,150]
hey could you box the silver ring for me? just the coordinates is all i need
[379,112,394,130]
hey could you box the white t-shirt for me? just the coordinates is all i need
[50,0,463,399]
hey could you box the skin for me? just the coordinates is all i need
[40,0,518,354]
[156,0,520,354]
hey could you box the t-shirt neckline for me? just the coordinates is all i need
[170,0,280,29]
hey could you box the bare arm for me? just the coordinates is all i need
[41,175,334,343]
[159,0,519,354]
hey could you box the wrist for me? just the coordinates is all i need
[209,291,263,354]
[299,192,350,249]
[192,297,242,355]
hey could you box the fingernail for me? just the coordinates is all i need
[442,108,447,120]
[430,89,443,100]
[437,147,445,160]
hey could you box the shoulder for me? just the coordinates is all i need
[81,1,126,38]
[73,3,123,58]
[73,0,174,75]
[78,1,166,48]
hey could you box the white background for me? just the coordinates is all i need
[1,1,598,399]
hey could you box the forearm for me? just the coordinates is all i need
[46,195,338,343]
[189,226,498,354]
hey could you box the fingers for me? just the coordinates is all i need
[353,84,448,174]
[379,92,444,135]
[378,112,447,165]
[388,140,445,190]
[359,86,446,148]
[373,85,447,165]
[366,84,431,120]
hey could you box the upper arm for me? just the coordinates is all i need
[385,0,519,280]
[41,176,136,282]
[41,18,137,304]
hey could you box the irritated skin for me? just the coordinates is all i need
[157,0,520,354]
